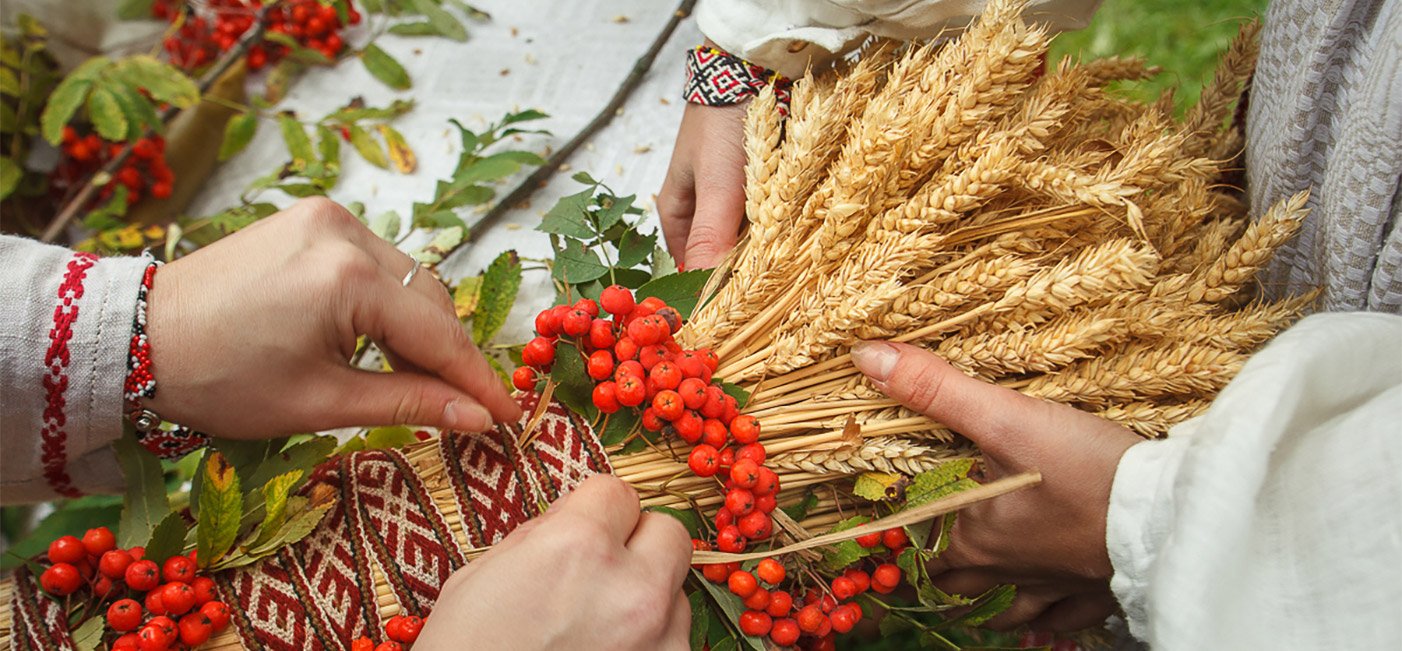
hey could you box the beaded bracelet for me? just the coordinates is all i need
[683,46,793,116]
[124,254,209,459]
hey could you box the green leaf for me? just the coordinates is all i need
[473,250,522,344]
[905,459,978,507]
[454,275,483,320]
[244,437,336,490]
[853,472,903,502]
[693,571,768,651]
[651,245,678,277]
[369,211,401,241]
[570,171,599,185]
[317,124,342,168]
[85,86,127,140]
[954,585,1017,627]
[455,150,534,184]
[219,111,258,161]
[141,512,187,567]
[0,498,120,570]
[246,470,304,549]
[548,344,593,417]
[349,124,389,168]
[718,382,750,407]
[635,270,712,319]
[388,21,440,36]
[361,44,411,90]
[597,408,639,446]
[108,84,161,137]
[114,430,172,548]
[594,193,635,232]
[365,426,419,449]
[412,226,465,264]
[779,489,819,521]
[0,157,21,200]
[117,0,156,19]
[643,506,700,538]
[616,229,657,268]
[538,189,596,239]
[278,114,315,167]
[71,616,105,651]
[412,0,468,41]
[114,56,199,108]
[553,239,609,284]
[196,451,244,567]
[819,516,874,572]
[688,590,710,651]
[40,76,94,145]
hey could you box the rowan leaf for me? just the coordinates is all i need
[246,470,304,549]
[141,512,187,567]
[635,269,712,320]
[538,189,596,239]
[616,229,656,269]
[0,157,21,200]
[688,590,710,651]
[549,344,593,417]
[955,584,1017,627]
[113,430,172,548]
[114,55,198,108]
[553,239,608,284]
[317,124,341,169]
[473,250,522,344]
[377,124,416,173]
[278,114,315,168]
[454,276,483,320]
[361,44,411,90]
[365,426,419,449]
[597,408,639,446]
[853,472,903,502]
[819,516,874,573]
[412,0,468,41]
[388,21,439,37]
[905,459,978,507]
[651,245,678,277]
[71,616,105,651]
[349,124,388,168]
[116,0,156,19]
[219,111,258,161]
[643,505,699,538]
[693,571,767,650]
[369,210,401,241]
[239,497,333,558]
[412,226,464,264]
[196,451,244,567]
[40,75,94,145]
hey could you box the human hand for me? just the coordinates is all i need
[416,474,692,650]
[143,197,521,438]
[851,341,1142,631]
[657,101,748,270]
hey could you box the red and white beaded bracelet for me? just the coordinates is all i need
[124,255,209,459]
[683,46,793,116]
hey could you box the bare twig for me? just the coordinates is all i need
[434,0,699,268]
[41,2,279,242]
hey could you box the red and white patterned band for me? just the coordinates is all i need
[684,46,792,116]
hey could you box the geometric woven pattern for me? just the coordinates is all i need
[684,46,792,116]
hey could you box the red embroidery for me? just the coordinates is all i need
[40,251,97,498]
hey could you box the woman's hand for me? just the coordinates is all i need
[851,341,1142,631]
[417,474,693,650]
[144,197,521,438]
[657,101,749,270]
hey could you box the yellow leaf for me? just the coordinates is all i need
[377,124,417,173]
[454,276,483,320]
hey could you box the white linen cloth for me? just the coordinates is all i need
[1108,312,1402,649]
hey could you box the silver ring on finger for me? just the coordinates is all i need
[401,259,422,287]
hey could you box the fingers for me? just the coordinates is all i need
[551,475,643,547]
[682,162,745,270]
[930,569,999,599]
[658,167,697,265]
[626,512,692,596]
[1027,591,1117,632]
[325,367,495,431]
[982,591,1057,631]
[658,591,692,651]
[352,273,522,424]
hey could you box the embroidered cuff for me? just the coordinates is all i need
[683,46,793,116]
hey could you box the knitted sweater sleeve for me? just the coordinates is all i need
[0,235,147,504]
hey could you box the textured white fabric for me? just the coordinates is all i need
[694,0,1100,78]
[1107,312,1402,649]
[0,236,143,503]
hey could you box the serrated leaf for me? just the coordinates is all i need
[643,505,699,538]
[349,124,388,168]
[196,451,243,567]
[635,269,712,319]
[40,76,94,145]
[317,124,341,168]
[651,245,678,278]
[453,276,483,320]
[239,496,333,557]
[114,56,198,108]
[412,0,468,40]
[594,193,635,232]
[84,86,127,140]
[278,114,314,167]
[548,344,593,417]
[361,44,411,90]
[455,150,532,184]
[108,83,161,137]
[616,229,656,268]
[142,512,187,566]
[819,516,873,572]
[219,111,258,161]
[473,250,522,344]
[0,157,21,200]
[244,437,335,491]
[905,459,978,507]
[853,472,902,502]
[597,408,639,446]
[688,590,710,651]
[412,226,464,264]
[538,189,596,239]
[246,470,304,549]
[694,571,767,651]
[955,584,1017,627]
[376,124,416,173]
[71,616,105,651]
[114,430,172,548]
[553,239,609,284]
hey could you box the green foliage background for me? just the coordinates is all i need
[852,0,1267,647]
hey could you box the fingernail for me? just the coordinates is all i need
[851,341,899,382]
[445,401,492,431]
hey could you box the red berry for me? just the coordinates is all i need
[201,601,232,631]
[736,443,767,466]
[673,410,703,443]
[701,562,730,583]
[717,447,735,472]
[162,555,197,583]
[651,390,684,421]
[638,343,669,370]
[600,285,635,316]
[615,359,644,379]
[725,488,755,516]
[107,598,143,632]
[587,350,615,380]
[648,361,681,391]
[592,381,621,414]
[534,308,560,337]
[729,415,760,445]
[588,319,616,349]
[615,375,646,407]
[614,337,638,361]
[678,378,707,409]
[872,563,901,593]
[512,365,537,391]
[640,406,665,432]
[625,317,664,346]
[830,604,858,634]
[192,576,218,605]
[562,308,591,336]
[687,445,720,477]
[766,590,793,618]
[655,306,682,333]
[714,507,735,530]
[99,549,135,579]
[743,587,772,611]
[739,609,772,636]
[39,562,81,595]
[843,568,871,595]
[700,386,726,419]
[700,418,728,448]
[831,576,858,600]
[738,510,773,540]
[677,352,709,380]
[716,525,746,553]
[81,527,116,556]
[730,458,761,489]
[521,336,556,368]
[133,138,158,159]
[62,125,78,144]
[727,570,758,598]
[752,467,780,496]
[755,493,777,514]
[113,633,140,650]
[573,297,600,317]
[855,531,882,548]
[178,612,214,646]
[352,638,376,651]
[162,581,197,615]
[770,618,800,646]
[797,604,826,634]
[151,181,173,199]
[146,587,167,615]
[638,296,667,313]
[375,643,404,651]
[756,558,785,585]
[137,623,172,651]
[882,528,909,551]
[47,535,86,564]
[126,558,161,592]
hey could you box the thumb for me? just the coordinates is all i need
[850,340,1094,459]
[325,367,502,432]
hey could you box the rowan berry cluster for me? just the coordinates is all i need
[36,527,232,649]
[52,128,173,206]
[153,0,360,72]
[349,613,424,651]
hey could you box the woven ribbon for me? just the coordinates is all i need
[5,394,611,650]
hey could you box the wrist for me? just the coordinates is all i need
[123,254,207,459]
